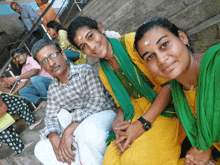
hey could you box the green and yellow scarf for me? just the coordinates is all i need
[101,38,176,145]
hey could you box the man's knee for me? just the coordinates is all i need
[30,76,39,84]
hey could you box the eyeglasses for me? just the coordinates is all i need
[39,51,60,66]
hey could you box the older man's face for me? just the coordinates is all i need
[36,45,68,79]
[11,3,20,13]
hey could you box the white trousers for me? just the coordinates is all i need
[34,110,116,165]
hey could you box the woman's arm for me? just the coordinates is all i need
[114,83,172,153]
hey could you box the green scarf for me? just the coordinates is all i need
[171,44,220,150]
[101,38,176,145]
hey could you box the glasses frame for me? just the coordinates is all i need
[39,51,61,66]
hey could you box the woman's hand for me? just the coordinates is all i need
[114,120,145,154]
[112,120,131,154]
[185,146,212,165]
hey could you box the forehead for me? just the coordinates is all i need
[14,52,23,57]
[75,26,94,37]
[36,45,56,58]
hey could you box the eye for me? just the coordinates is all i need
[146,54,155,61]
[161,42,168,49]
[88,34,93,39]
[81,44,86,50]
[41,59,48,64]
[50,52,57,58]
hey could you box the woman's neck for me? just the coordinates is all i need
[176,54,202,90]
[104,40,120,70]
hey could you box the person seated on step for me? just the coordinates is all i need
[32,39,117,165]
[2,49,53,109]
[0,92,42,154]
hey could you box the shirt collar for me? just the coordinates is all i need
[54,63,79,86]
[25,56,31,65]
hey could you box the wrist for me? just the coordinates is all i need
[15,76,20,82]
[48,132,59,142]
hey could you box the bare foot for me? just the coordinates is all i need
[23,141,33,151]
[29,118,43,130]
[34,101,47,112]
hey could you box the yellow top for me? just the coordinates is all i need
[184,88,220,152]
[101,33,184,165]
[58,30,87,64]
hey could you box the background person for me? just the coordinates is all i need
[47,20,86,65]
[3,49,53,108]
[10,2,44,40]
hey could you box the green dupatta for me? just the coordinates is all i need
[101,38,176,145]
[171,44,220,150]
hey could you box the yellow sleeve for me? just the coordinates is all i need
[99,67,120,107]
[58,30,71,50]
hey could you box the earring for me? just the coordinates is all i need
[186,43,190,46]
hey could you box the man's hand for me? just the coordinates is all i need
[49,133,62,162]
[3,77,17,86]
[185,146,212,165]
[58,132,75,165]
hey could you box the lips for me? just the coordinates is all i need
[162,61,176,72]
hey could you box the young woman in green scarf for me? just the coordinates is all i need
[67,16,185,165]
[134,17,219,165]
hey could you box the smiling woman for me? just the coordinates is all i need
[134,17,220,165]
[67,16,185,165]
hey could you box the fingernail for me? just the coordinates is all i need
[117,152,119,155]
[112,144,114,146]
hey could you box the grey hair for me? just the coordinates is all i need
[31,39,62,59]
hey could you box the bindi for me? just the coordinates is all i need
[144,40,150,46]
[78,36,82,40]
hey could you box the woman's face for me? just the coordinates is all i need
[73,26,111,59]
[47,28,58,38]
[137,27,190,80]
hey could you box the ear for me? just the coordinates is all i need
[178,30,189,45]
[97,23,105,34]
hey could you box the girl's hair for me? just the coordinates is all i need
[67,16,99,49]
[47,20,66,33]
[134,17,180,52]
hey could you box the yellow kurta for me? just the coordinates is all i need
[101,33,185,165]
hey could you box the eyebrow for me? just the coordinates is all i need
[156,35,167,44]
[78,31,92,49]
[141,35,168,59]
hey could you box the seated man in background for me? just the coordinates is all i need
[32,39,117,165]
[3,49,53,108]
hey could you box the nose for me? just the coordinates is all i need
[87,42,96,52]
[157,52,168,66]
[48,58,56,67]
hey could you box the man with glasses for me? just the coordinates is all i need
[31,39,117,165]
[3,49,53,108]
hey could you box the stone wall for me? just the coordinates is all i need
[68,0,220,70]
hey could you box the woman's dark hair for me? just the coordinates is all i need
[134,17,180,52]
[47,20,66,33]
[67,16,99,49]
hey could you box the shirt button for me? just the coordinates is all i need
[138,95,140,98]
[122,72,124,75]
[130,83,132,86]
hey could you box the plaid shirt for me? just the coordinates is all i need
[40,63,117,139]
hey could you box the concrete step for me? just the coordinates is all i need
[0,105,46,165]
